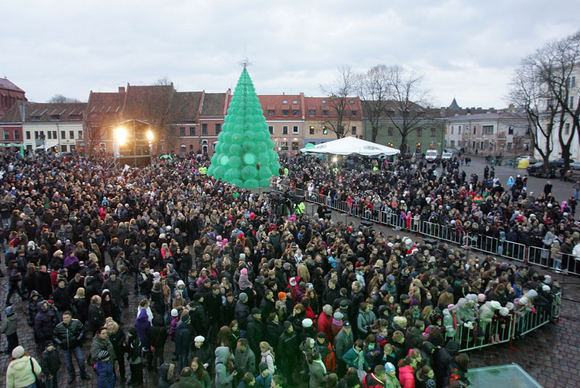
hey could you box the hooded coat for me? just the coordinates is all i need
[214,346,234,388]
[6,355,42,388]
[135,308,152,348]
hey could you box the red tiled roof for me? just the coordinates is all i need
[258,95,303,118]
[0,102,86,122]
[122,85,174,123]
[200,93,227,116]
[167,92,203,123]
[0,78,25,93]
[304,96,362,119]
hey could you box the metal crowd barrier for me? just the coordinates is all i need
[454,292,561,353]
[286,186,579,276]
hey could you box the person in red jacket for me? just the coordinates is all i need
[363,364,387,388]
[318,304,334,340]
[398,355,416,388]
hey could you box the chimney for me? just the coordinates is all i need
[19,102,26,122]
[118,86,125,94]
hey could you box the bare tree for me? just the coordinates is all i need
[48,94,81,103]
[383,66,429,152]
[510,31,580,169]
[357,65,391,142]
[154,77,173,87]
[536,31,580,169]
[321,66,356,138]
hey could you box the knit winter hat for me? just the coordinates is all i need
[302,318,313,328]
[333,312,344,320]
[171,309,179,317]
[277,292,287,301]
[385,362,396,373]
[323,305,333,314]
[11,346,24,359]
[194,336,205,343]
[239,293,248,302]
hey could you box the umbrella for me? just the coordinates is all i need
[304,143,315,150]
[159,155,174,161]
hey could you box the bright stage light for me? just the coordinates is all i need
[114,127,128,146]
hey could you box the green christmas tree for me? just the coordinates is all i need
[207,66,280,188]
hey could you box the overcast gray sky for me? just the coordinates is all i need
[1,0,578,108]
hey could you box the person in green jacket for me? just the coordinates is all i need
[5,346,42,388]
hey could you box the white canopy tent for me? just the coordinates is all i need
[301,136,400,156]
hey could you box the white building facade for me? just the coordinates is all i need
[445,111,531,157]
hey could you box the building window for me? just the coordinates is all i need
[292,110,299,116]
[69,130,74,139]
[508,126,514,135]
[430,128,436,137]
[473,127,476,135]
[571,96,574,109]
[450,140,455,147]
[322,110,328,116]
[61,145,67,152]
[482,125,494,135]
[52,131,57,139]
[572,76,576,88]
[47,131,52,140]
[351,126,357,135]
[282,110,289,116]
[308,109,315,116]
[388,127,393,136]
[268,126,274,135]
[322,100,327,104]
[417,128,422,137]
[179,127,185,136]
[26,131,30,140]
[268,110,275,116]
[3,130,9,140]
[309,126,315,135]
[70,145,75,152]
[450,126,454,135]
[282,126,288,135]
[61,131,66,139]
[189,127,195,136]
[292,100,298,104]
[78,131,83,139]
[14,131,19,140]
[480,141,484,149]
[281,141,288,150]
[201,123,208,135]
[349,100,354,104]
[351,110,357,116]
[292,126,299,134]
[215,123,221,135]
[282,100,288,104]
[507,142,512,150]
[565,123,570,135]
[291,142,299,150]
[458,125,462,134]
[34,131,38,139]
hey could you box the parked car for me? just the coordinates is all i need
[515,155,537,164]
[570,161,580,170]
[425,149,439,162]
[527,161,557,178]
[441,152,453,160]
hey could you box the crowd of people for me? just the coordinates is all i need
[0,150,562,388]
[278,154,580,273]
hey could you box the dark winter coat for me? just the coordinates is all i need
[53,319,84,350]
[34,305,57,343]
[86,304,105,335]
[174,321,192,357]
[41,348,61,376]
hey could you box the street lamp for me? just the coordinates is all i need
[146,129,154,142]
